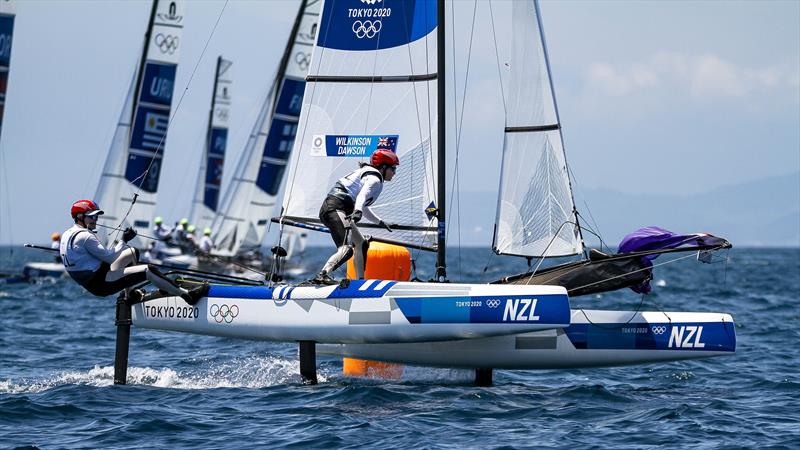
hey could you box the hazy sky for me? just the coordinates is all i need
[0,0,798,246]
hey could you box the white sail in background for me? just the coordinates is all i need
[212,0,320,257]
[279,0,440,251]
[492,0,582,258]
[189,57,232,232]
[94,0,185,246]
[0,0,15,140]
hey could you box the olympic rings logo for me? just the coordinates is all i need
[651,326,667,335]
[295,51,311,71]
[360,0,382,4]
[154,33,180,54]
[486,300,501,308]
[352,20,382,39]
[210,304,239,324]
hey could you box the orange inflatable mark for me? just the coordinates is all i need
[344,241,410,379]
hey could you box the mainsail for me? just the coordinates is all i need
[278,0,440,251]
[211,0,320,257]
[492,0,582,258]
[189,56,232,232]
[0,0,15,139]
[94,0,186,246]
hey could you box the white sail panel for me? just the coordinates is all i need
[211,0,320,256]
[493,0,581,258]
[190,57,231,231]
[280,0,439,250]
[94,0,186,246]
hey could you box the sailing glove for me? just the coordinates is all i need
[122,227,137,243]
[350,210,363,223]
[379,221,394,232]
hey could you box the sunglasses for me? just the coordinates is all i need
[388,166,398,173]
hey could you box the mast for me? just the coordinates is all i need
[435,0,447,281]
[130,0,158,127]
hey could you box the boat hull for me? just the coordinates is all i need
[22,262,65,278]
[317,310,736,369]
[132,280,572,344]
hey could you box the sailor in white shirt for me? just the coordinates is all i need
[152,216,171,257]
[198,228,214,255]
[60,199,146,296]
[60,199,194,302]
[313,149,399,284]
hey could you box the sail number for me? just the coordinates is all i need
[502,298,540,322]
[668,325,705,348]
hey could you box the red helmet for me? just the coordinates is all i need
[371,149,399,168]
[71,199,103,220]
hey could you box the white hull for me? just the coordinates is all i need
[132,280,572,344]
[317,309,736,369]
[22,262,66,278]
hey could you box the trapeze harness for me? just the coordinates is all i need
[318,165,385,278]
[60,225,146,296]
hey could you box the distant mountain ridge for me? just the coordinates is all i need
[455,172,799,248]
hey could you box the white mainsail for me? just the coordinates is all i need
[279,0,440,251]
[189,56,232,232]
[0,0,15,140]
[211,0,320,257]
[94,0,186,246]
[492,0,582,258]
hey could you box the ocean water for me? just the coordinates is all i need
[1,246,798,449]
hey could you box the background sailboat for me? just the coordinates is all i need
[210,0,319,265]
[189,56,232,233]
[94,0,186,247]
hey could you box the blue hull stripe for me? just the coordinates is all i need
[564,322,736,352]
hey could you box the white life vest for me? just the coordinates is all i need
[335,165,383,205]
[60,224,123,273]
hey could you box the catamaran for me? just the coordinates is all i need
[113,0,734,385]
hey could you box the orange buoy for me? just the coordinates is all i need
[346,241,411,281]
[343,241,410,379]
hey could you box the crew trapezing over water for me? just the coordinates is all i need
[313,149,399,285]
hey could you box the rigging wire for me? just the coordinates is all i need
[487,0,508,117]
[576,292,648,330]
[445,0,478,280]
[115,0,230,233]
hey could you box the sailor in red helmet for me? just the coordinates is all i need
[60,199,195,302]
[59,199,146,296]
[312,149,398,284]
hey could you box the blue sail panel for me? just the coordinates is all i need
[317,0,436,51]
[255,118,297,195]
[125,61,177,193]
[0,14,14,137]
[254,78,305,195]
[203,127,227,211]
